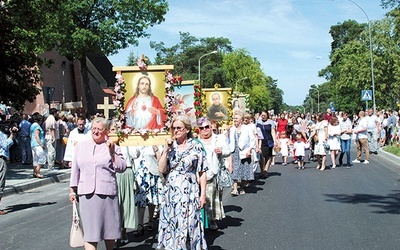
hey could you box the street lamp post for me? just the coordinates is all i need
[347,0,376,113]
[61,61,66,104]
[313,88,320,113]
[198,50,218,86]
[235,77,248,92]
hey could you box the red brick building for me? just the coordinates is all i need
[24,49,115,116]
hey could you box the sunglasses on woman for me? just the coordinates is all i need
[172,126,185,132]
[199,125,210,130]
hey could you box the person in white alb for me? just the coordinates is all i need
[63,115,91,167]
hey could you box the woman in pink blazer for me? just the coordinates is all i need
[69,117,126,250]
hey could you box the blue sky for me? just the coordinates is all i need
[108,0,389,106]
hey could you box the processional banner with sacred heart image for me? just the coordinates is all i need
[110,61,183,146]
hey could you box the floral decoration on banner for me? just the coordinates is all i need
[245,94,250,112]
[193,81,204,118]
[112,71,182,141]
[137,57,147,71]
[113,73,128,139]
[227,89,233,121]
[164,70,182,130]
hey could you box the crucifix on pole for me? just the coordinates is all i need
[97,97,116,120]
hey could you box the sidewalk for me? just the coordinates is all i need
[3,161,71,198]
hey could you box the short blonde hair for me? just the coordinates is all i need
[171,115,193,138]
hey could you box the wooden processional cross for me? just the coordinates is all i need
[97,97,115,120]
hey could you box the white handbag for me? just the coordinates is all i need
[70,200,84,248]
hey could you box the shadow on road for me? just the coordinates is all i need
[4,201,57,213]
[324,190,400,214]
[267,171,282,177]
[223,204,242,213]
[205,214,243,248]
[123,217,233,250]
[242,179,264,194]
[217,214,244,229]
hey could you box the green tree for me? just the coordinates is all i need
[369,16,400,108]
[222,48,275,112]
[151,32,233,87]
[1,0,168,113]
[55,0,169,114]
[319,19,378,112]
[149,34,283,113]
[0,0,61,110]
[266,78,284,114]
[381,0,400,8]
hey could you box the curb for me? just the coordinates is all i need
[3,171,70,198]
[378,146,400,164]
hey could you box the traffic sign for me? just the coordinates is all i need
[42,86,55,106]
[361,90,372,101]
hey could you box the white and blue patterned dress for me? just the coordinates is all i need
[157,138,208,250]
[134,146,163,207]
[231,132,254,181]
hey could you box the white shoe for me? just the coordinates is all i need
[331,165,336,169]
[352,159,361,163]
[363,160,369,164]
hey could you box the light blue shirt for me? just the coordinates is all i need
[30,122,45,147]
[0,131,14,160]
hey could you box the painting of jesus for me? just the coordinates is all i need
[125,74,166,130]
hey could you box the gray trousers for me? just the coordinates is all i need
[367,130,378,152]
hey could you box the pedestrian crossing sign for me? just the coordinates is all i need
[361,90,372,101]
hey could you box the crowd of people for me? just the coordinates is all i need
[1,105,400,249]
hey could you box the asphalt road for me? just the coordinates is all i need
[1,150,400,250]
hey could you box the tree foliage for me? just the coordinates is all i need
[149,34,284,113]
[1,0,169,113]
[0,0,60,110]
[54,0,169,114]
[317,15,400,113]
[381,0,400,9]
[222,49,273,112]
[151,32,233,88]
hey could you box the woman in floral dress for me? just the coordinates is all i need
[157,115,208,250]
[133,145,163,236]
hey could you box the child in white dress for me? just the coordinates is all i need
[278,132,290,165]
[328,117,341,169]
[293,133,306,170]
